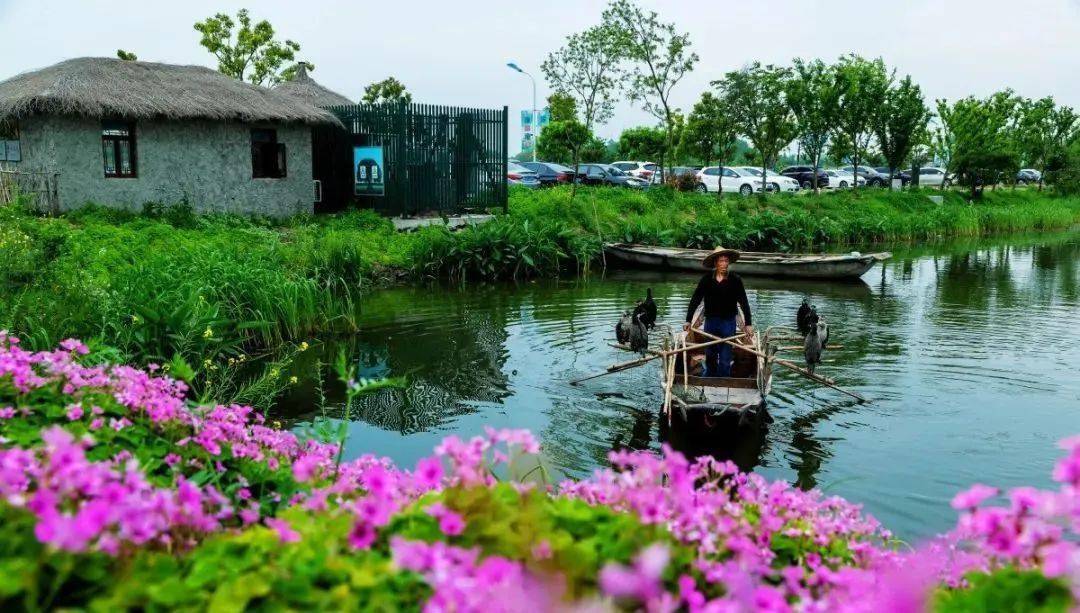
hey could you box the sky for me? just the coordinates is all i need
[4,0,1080,155]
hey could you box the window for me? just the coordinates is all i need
[0,120,19,162]
[722,168,739,178]
[251,128,287,178]
[703,168,720,176]
[643,164,657,171]
[102,120,136,178]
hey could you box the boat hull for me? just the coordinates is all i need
[604,243,889,279]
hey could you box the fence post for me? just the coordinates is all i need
[502,105,509,213]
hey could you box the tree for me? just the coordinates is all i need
[937,91,1022,199]
[715,63,797,191]
[617,126,667,162]
[678,92,739,198]
[194,9,303,86]
[1018,97,1079,190]
[833,55,890,188]
[536,120,591,196]
[362,77,412,105]
[871,75,930,189]
[547,93,578,123]
[603,0,698,181]
[116,50,138,61]
[541,25,622,131]
[786,59,840,191]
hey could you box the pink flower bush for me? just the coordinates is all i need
[0,334,1078,611]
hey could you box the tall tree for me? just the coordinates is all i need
[541,25,622,131]
[362,77,412,105]
[536,120,591,196]
[786,59,840,192]
[715,63,797,190]
[937,91,1022,199]
[871,75,930,189]
[1018,97,1079,190]
[833,55,890,187]
[194,9,303,86]
[617,126,667,162]
[602,0,698,182]
[678,92,739,199]
[546,92,578,123]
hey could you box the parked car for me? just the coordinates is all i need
[912,167,951,188]
[779,166,830,189]
[1016,169,1041,185]
[507,162,540,188]
[611,161,659,181]
[840,165,888,187]
[874,167,911,186]
[576,164,649,188]
[696,166,764,196]
[823,169,865,189]
[732,166,800,192]
[661,166,705,190]
[518,161,576,187]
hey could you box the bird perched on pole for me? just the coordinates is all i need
[615,311,633,345]
[628,312,649,355]
[633,288,658,330]
[796,300,814,335]
[803,313,825,374]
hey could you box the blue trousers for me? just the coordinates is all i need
[703,316,737,377]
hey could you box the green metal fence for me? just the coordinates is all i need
[324,103,508,216]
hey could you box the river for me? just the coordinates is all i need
[274,230,1080,541]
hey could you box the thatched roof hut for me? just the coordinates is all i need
[0,57,339,125]
[273,64,353,108]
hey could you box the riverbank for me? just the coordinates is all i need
[0,336,1076,611]
[2,188,1078,401]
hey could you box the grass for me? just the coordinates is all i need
[1,185,1077,395]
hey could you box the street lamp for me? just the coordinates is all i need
[506,61,538,162]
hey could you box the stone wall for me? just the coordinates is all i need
[16,116,314,217]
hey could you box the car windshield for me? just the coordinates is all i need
[546,163,572,173]
[605,166,626,176]
[644,164,657,171]
[739,167,763,176]
[508,163,531,173]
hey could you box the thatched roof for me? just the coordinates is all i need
[273,64,353,108]
[0,57,339,125]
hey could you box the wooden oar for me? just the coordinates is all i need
[690,327,868,403]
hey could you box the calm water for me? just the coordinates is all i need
[275,231,1080,540]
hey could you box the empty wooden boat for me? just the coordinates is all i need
[604,243,890,279]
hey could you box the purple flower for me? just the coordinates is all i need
[950,483,999,510]
[265,518,300,543]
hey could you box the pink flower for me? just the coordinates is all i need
[265,518,300,543]
[348,520,377,550]
[414,457,444,490]
[950,483,999,510]
[66,404,84,420]
[0,407,14,419]
[599,543,669,602]
[426,502,466,536]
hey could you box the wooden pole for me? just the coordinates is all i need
[572,334,745,386]
[690,327,868,403]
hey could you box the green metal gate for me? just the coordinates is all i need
[325,103,508,216]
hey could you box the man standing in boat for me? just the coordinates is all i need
[683,247,753,378]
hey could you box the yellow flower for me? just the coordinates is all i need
[289,376,298,384]
[227,357,236,365]
[202,327,213,339]
[299,341,309,352]
[131,314,141,324]
[270,368,280,378]
[202,359,212,367]
[238,354,247,362]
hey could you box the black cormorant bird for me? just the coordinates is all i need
[615,311,633,345]
[796,300,814,335]
[803,314,825,374]
[628,312,649,355]
[634,288,658,330]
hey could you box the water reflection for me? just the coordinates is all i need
[273,230,1080,540]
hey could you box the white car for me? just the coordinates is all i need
[611,161,659,182]
[732,166,800,192]
[696,166,764,196]
[914,167,950,187]
[824,169,865,189]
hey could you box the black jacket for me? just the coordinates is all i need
[685,273,752,325]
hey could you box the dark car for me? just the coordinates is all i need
[874,167,911,186]
[840,165,888,187]
[575,164,649,188]
[518,161,577,187]
[779,166,830,189]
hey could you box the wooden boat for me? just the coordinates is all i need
[605,243,890,279]
[659,310,776,430]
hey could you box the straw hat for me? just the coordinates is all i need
[703,246,741,268]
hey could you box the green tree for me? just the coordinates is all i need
[786,58,840,191]
[194,9,303,86]
[536,120,591,196]
[362,77,412,105]
[871,74,930,189]
[937,91,1022,199]
[547,93,578,123]
[602,0,698,181]
[678,92,739,198]
[833,55,890,186]
[715,63,797,190]
[541,25,622,131]
[1018,97,1079,190]
[617,126,667,163]
[116,49,138,61]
